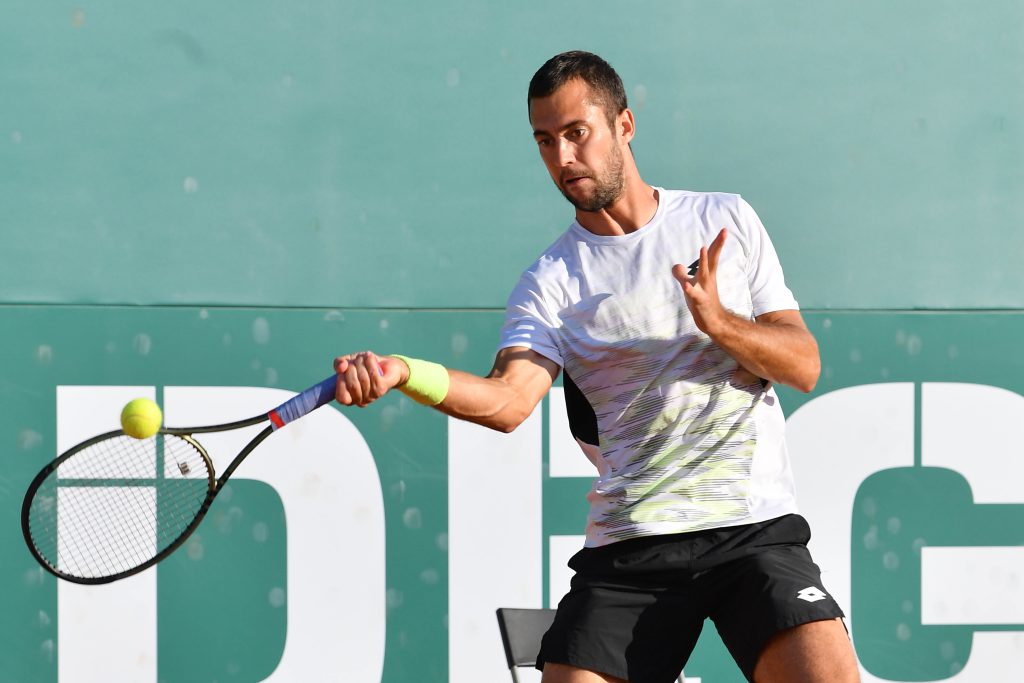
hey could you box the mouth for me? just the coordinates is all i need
[562,175,590,188]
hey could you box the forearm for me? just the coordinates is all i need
[428,368,548,432]
[387,346,559,432]
[704,312,820,393]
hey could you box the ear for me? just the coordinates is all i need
[617,108,636,144]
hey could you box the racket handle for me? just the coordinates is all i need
[267,375,338,430]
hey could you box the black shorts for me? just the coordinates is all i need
[536,514,845,683]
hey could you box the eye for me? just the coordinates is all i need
[569,128,586,139]
[535,137,552,147]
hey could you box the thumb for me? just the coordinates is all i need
[671,265,697,298]
[379,356,408,384]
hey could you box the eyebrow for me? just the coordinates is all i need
[532,119,589,138]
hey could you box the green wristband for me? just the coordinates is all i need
[391,355,450,406]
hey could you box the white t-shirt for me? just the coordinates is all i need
[498,189,801,547]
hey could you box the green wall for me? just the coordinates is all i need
[3,1,1021,308]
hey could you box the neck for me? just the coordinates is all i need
[575,168,658,237]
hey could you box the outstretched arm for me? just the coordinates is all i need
[672,228,821,393]
[334,346,560,432]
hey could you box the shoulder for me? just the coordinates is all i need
[505,229,578,309]
[657,189,772,264]
[518,229,580,283]
[661,189,768,234]
[658,188,763,238]
[658,188,749,217]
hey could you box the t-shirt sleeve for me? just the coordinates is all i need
[497,272,564,367]
[737,197,800,316]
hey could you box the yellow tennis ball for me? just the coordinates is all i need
[120,398,163,439]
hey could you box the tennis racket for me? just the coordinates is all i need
[21,375,338,585]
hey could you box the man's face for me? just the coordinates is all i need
[529,79,626,213]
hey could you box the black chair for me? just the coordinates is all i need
[496,608,557,683]
[495,607,686,682]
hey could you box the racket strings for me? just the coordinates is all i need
[26,435,213,580]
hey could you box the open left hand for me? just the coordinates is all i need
[672,227,728,335]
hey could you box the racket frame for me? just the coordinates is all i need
[22,419,271,585]
[21,375,337,584]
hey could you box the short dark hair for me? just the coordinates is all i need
[528,51,628,126]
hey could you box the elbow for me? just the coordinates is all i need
[493,420,519,434]
[794,356,821,394]
[487,402,534,434]
[790,336,821,394]
[490,410,528,434]
[793,377,818,394]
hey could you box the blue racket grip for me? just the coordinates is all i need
[268,375,338,430]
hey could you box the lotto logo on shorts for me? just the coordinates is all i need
[796,586,828,603]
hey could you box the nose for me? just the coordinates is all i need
[554,137,575,167]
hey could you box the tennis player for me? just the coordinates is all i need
[334,51,859,683]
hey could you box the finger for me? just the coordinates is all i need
[680,276,697,301]
[353,355,374,405]
[671,263,691,286]
[360,351,382,400]
[366,353,388,396]
[335,372,354,405]
[707,228,727,273]
[343,362,364,405]
[334,357,359,405]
